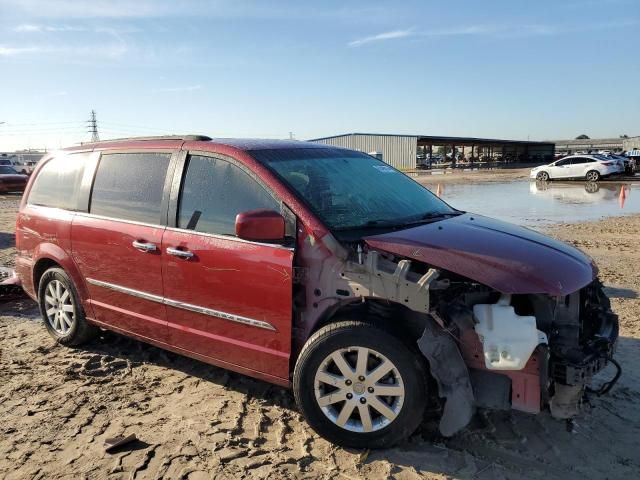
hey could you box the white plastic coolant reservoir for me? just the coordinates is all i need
[473,295,547,370]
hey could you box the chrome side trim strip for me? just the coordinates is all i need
[87,278,164,303]
[162,298,276,331]
[86,278,276,331]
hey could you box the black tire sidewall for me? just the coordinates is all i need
[38,268,85,345]
[586,170,600,181]
[294,323,427,449]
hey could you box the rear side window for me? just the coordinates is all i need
[28,153,88,210]
[178,155,279,236]
[90,152,171,224]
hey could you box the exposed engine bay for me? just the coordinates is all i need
[307,243,620,436]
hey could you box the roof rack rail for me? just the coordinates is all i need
[80,135,212,145]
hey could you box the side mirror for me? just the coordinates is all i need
[235,209,286,242]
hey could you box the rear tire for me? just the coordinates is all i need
[585,170,600,182]
[38,268,98,346]
[293,320,428,448]
[536,171,549,181]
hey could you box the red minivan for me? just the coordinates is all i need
[15,136,619,448]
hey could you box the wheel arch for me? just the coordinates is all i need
[32,244,91,310]
[308,297,433,349]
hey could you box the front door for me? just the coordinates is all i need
[551,158,572,178]
[161,153,294,381]
[72,151,175,342]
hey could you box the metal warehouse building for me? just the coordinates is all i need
[309,133,555,170]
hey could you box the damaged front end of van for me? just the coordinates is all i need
[302,212,620,437]
[363,213,620,435]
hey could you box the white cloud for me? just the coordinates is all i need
[13,24,41,32]
[152,85,203,93]
[0,45,41,55]
[348,20,639,47]
[1,23,129,59]
[34,90,69,98]
[14,23,86,32]
[347,26,500,47]
[0,42,127,58]
[0,0,400,23]
[0,0,181,18]
[348,29,414,47]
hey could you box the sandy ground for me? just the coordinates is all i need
[1,188,639,480]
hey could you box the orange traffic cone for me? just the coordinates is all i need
[619,185,626,209]
[436,183,442,198]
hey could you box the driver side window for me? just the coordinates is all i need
[178,155,280,236]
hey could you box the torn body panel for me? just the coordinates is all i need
[293,229,442,347]
[417,317,475,436]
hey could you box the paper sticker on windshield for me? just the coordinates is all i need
[373,165,395,173]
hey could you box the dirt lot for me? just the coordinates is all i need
[411,167,532,185]
[1,191,639,480]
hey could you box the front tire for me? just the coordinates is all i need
[536,171,549,181]
[293,320,428,448]
[585,170,600,182]
[38,268,98,346]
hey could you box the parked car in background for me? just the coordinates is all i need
[596,153,628,173]
[16,136,619,448]
[24,160,39,174]
[530,154,622,181]
[0,165,28,193]
[625,150,640,174]
[0,156,31,175]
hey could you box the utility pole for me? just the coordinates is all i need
[87,110,99,142]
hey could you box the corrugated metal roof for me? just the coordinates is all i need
[310,132,553,146]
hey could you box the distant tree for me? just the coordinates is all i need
[575,134,590,139]
[620,134,629,138]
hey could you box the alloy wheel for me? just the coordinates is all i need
[44,280,75,335]
[314,346,405,433]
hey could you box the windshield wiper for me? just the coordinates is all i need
[336,211,463,231]
[418,211,463,221]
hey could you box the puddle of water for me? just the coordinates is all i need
[429,181,640,226]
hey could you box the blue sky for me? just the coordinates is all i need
[0,0,638,150]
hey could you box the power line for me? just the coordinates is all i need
[87,110,99,142]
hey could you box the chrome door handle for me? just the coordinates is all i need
[166,247,194,259]
[132,240,157,252]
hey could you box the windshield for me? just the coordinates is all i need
[0,166,18,174]
[253,147,457,231]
